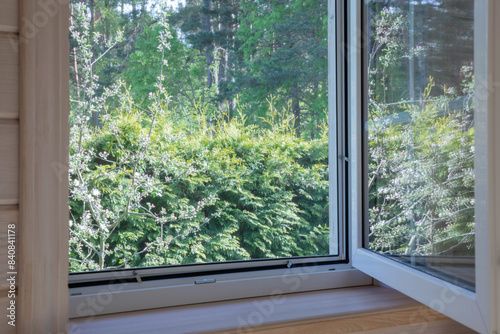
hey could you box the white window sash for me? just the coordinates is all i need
[349,1,498,333]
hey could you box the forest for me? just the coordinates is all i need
[68,0,475,272]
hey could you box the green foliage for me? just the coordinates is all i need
[235,0,328,139]
[123,25,211,112]
[69,0,476,273]
[69,105,329,271]
[69,0,331,272]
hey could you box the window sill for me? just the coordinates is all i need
[67,285,470,334]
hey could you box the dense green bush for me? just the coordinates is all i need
[69,107,329,271]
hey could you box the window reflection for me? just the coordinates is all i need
[366,0,475,291]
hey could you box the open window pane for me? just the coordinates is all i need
[69,0,336,273]
[365,0,475,291]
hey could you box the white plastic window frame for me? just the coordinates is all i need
[68,0,373,318]
[349,1,499,333]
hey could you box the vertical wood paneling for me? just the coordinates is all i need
[0,209,17,291]
[18,0,70,333]
[0,37,19,119]
[0,0,18,33]
[0,0,18,333]
[0,296,16,334]
[0,123,18,205]
[0,209,17,334]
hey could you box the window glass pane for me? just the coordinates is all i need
[69,0,335,272]
[366,0,475,290]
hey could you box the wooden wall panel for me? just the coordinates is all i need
[18,0,70,332]
[0,295,16,334]
[0,0,18,333]
[0,37,19,119]
[0,0,18,33]
[0,209,17,291]
[0,123,18,205]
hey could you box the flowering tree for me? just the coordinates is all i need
[68,3,216,271]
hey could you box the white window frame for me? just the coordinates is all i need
[65,1,499,331]
[67,0,375,318]
[349,1,499,333]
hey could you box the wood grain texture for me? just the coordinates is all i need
[68,286,477,334]
[246,308,475,334]
[18,0,70,333]
[68,287,424,334]
[349,319,475,334]
[0,36,19,118]
[0,209,17,291]
[0,123,18,205]
[0,0,18,33]
[0,294,16,334]
[0,3,19,334]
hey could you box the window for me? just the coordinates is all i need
[352,0,497,332]
[69,0,337,272]
[64,1,499,332]
[68,0,372,317]
[365,0,475,291]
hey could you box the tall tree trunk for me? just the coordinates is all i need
[218,49,226,89]
[218,1,228,89]
[203,0,213,88]
[291,84,301,137]
[310,111,316,140]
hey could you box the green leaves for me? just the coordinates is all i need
[70,105,330,271]
[69,0,331,272]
